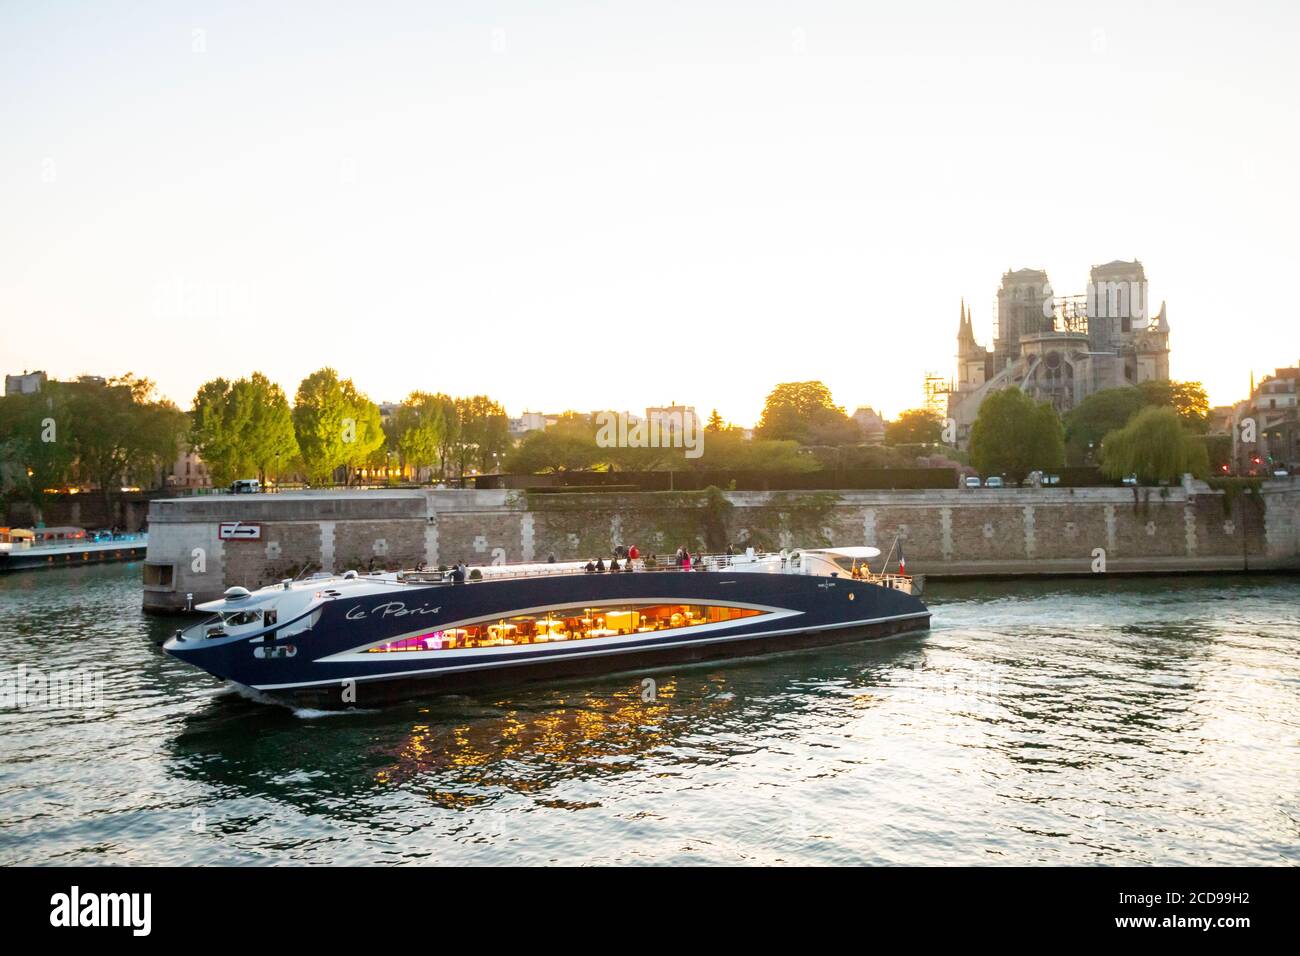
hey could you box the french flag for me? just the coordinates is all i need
[898,543,906,575]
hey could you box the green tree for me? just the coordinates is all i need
[292,368,384,484]
[969,388,1065,484]
[687,428,816,472]
[65,375,188,516]
[885,408,943,445]
[505,418,599,473]
[393,391,452,480]
[1100,405,1209,483]
[451,395,509,476]
[1063,387,1147,465]
[191,373,298,485]
[432,393,460,479]
[1137,380,1210,432]
[756,381,857,445]
[706,409,725,432]
[240,373,299,483]
[190,378,249,484]
[0,386,77,517]
[1065,380,1211,465]
[340,382,385,481]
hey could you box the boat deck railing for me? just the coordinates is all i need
[395,552,914,591]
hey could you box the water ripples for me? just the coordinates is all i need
[0,564,1297,864]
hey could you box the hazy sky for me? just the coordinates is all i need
[3,1,1298,423]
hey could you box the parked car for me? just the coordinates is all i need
[985,476,1004,488]
[1042,474,1060,486]
[1121,474,1138,486]
[964,475,981,489]
[230,479,261,494]
[1273,469,1290,478]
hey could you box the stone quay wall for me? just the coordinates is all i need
[142,480,1300,612]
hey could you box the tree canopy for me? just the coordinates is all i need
[452,395,510,476]
[1137,380,1209,432]
[969,388,1065,484]
[504,414,599,474]
[392,391,455,478]
[291,368,385,484]
[1064,380,1212,464]
[1100,405,1209,483]
[65,376,188,512]
[756,381,859,445]
[501,413,817,476]
[190,372,298,484]
[1063,387,1147,465]
[0,386,76,508]
[885,408,943,446]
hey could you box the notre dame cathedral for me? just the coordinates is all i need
[946,259,1170,448]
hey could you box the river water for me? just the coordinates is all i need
[0,562,1296,865]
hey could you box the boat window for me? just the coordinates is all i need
[222,610,261,627]
[366,603,764,653]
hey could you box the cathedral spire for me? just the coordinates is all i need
[957,298,981,352]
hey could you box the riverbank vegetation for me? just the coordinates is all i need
[19,368,1213,500]
[0,375,187,516]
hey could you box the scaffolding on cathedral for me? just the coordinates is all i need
[1048,294,1090,334]
[922,371,949,416]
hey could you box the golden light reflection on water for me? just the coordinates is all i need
[371,676,754,805]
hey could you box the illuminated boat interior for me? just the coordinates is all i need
[365,602,766,653]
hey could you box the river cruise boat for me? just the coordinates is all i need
[164,547,930,706]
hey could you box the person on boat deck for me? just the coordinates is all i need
[622,559,634,572]
[449,564,466,584]
[584,559,596,573]
[695,551,705,569]
[674,546,685,566]
[609,557,620,572]
[595,557,605,572]
[628,543,640,561]
[547,552,557,563]
[681,550,692,571]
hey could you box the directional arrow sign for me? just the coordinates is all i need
[219,522,262,541]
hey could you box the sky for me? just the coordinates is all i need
[2,1,1298,425]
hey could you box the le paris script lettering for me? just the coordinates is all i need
[345,601,442,621]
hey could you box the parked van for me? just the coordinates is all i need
[230,479,261,494]
[963,475,981,489]
[985,476,1004,488]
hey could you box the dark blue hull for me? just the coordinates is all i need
[165,570,930,707]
